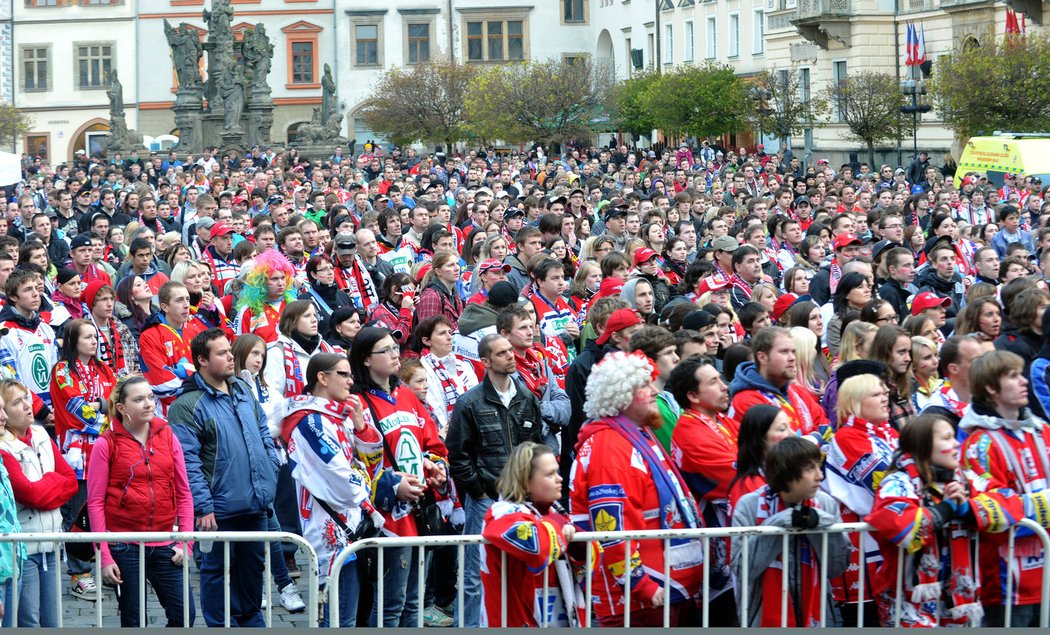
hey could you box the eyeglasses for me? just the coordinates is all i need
[875,314,898,324]
[370,346,399,357]
[324,370,352,379]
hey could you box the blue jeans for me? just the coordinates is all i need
[12,551,59,627]
[265,510,293,589]
[200,514,267,627]
[110,542,195,627]
[370,546,421,627]
[459,494,493,627]
[321,559,359,627]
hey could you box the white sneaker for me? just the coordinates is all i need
[279,583,307,613]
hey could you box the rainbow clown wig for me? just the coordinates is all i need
[584,350,656,420]
[236,248,297,314]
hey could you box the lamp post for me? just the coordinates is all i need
[900,78,931,162]
[750,86,773,150]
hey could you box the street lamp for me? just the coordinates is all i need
[900,78,931,163]
[750,87,773,150]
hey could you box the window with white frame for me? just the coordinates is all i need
[752,9,765,54]
[729,13,739,57]
[832,60,847,121]
[706,17,717,59]
[685,21,695,61]
[665,24,673,64]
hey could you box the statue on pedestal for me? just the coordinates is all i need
[320,63,337,123]
[106,69,123,117]
[106,69,142,154]
[242,24,274,93]
[221,63,247,133]
[165,19,203,93]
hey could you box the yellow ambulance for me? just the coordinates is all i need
[954,133,1050,188]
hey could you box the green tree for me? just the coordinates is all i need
[932,31,1050,137]
[642,63,749,139]
[609,71,660,138]
[0,103,31,152]
[824,71,905,167]
[750,68,827,145]
[464,57,612,146]
[358,63,478,151]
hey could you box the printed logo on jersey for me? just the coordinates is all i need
[591,502,622,533]
[588,484,625,502]
[31,353,49,389]
[503,522,540,555]
[395,428,423,478]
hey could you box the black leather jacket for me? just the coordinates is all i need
[445,376,545,500]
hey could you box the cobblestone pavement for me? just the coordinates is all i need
[54,553,314,628]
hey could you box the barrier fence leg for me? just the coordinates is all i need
[894,545,904,628]
[856,532,866,628]
[819,532,828,627]
[223,540,231,628]
[183,540,190,628]
[139,542,146,627]
[584,540,593,629]
[623,538,631,629]
[780,533,788,628]
[740,534,750,627]
[264,540,272,627]
[698,537,707,628]
[376,546,385,627]
[416,546,425,629]
[457,544,465,628]
[95,544,103,628]
[500,550,507,627]
[55,544,63,628]
[1005,527,1016,627]
[541,557,549,628]
[10,541,18,626]
[665,538,673,628]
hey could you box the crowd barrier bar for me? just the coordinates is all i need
[328,520,1050,629]
[0,531,319,628]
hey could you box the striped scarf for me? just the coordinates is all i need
[729,274,753,302]
[421,349,464,422]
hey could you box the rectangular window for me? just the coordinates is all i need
[729,13,740,57]
[753,10,765,54]
[25,134,48,162]
[466,19,526,62]
[75,43,112,90]
[665,24,673,64]
[407,23,431,64]
[706,17,717,59]
[685,21,694,61]
[28,0,59,6]
[291,41,314,83]
[354,24,379,66]
[800,67,811,102]
[563,0,585,22]
[22,47,48,92]
[832,60,846,120]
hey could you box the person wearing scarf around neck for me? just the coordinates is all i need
[171,261,231,338]
[414,315,478,438]
[731,437,849,627]
[298,254,352,340]
[49,268,87,339]
[569,350,704,626]
[233,249,297,344]
[823,373,899,627]
[262,300,335,403]
[84,281,138,377]
[867,413,999,627]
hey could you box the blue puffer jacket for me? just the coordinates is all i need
[168,373,279,520]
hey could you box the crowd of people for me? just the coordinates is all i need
[0,139,1048,627]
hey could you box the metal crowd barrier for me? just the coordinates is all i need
[0,531,319,628]
[327,520,1050,629]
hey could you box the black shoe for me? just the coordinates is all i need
[285,555,301,579]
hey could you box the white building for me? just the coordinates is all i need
[334,0,595,149]
[0,0,12,107]
[12,0,137,163]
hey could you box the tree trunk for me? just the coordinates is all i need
[867,141,876,171]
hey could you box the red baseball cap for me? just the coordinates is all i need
[772,293,799,323]
[695,274,730,297]
[911,292,951,316]
[833,233,863,251]
[634,247,659,266]
[596,308,644,346]
[595,277,624,300]
[477,258,511,274]
[210,222,235,238]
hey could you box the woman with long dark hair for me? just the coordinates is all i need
[114,274,154,339]
[416,251,464,331]
[726,404,793,512]
[368,272,416,348]
[348,327,449,627]
[828,271,873,357]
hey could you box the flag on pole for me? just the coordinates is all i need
[917,23,927,64]
[1006,8,1020,35]
[905,23,916,66]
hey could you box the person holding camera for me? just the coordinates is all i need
[731,436,849,627]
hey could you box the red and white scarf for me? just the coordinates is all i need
[829,257,843,295]
[729,273,754,302]
[513,346,549,399]
[337,256,379,310]
[421,349,465,421]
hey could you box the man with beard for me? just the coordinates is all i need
[569,350,704,626]
[728,326,829,440]
[668,355,740,626]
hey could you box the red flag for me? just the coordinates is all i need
[905,23,916,66]
[1006,9,1020,35]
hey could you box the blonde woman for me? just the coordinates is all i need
[750,283,778,315]
[789,326,825,399]
[821,321,878,422]
[909,336,942,412]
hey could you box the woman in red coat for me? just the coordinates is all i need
[482,442,583,627]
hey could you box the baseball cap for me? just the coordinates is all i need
[695,274,730,296]
[231,195,247,206]
[833,234,862,251]
[486,281,520,309]
[607,197,629,210]
[76,187,92,198]
[334,232,357,254]
[267,195,285,206]
[594,277,625,300]
[210,222,235,238]
[70,234,94,251]
[596,308,644,346]
[477,258,512,274]
[196,217,216,231]
[633,247,659,266]
[922,235,953,259]
[772,293,800,323]
[757,144,765,150]
[911,291,951,316]
[795,195,811,206]
[711,236,740,252]
[871,239,901,263]
[548,194,567,206]
[682,310,716,331]
[504,207,525,218]
[894,167,907,175]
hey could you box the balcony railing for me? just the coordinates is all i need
[796,0,851,20]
